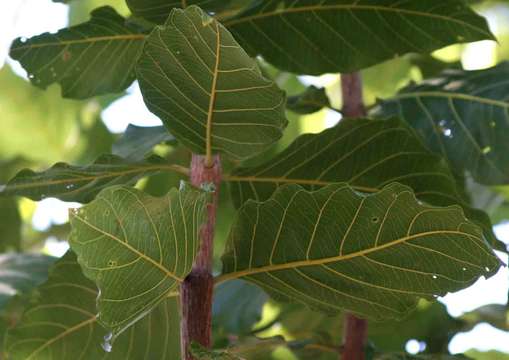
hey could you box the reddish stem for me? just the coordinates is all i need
[180,154,222,360]
[341,73,368,360]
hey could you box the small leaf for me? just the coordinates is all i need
[226,0,494,74]
[190,342,244,360]
[137,6,287,161]
[5,252,181,359]
[227,118,497,246]
[213,279,268,335]
[286,86,331,115]
[374,62,509,185]
[220,183,501,320]
[1,154,186,203]
[69,185,207,337]
[0,254,55,309]
[112,124,175,161]
[9,6,145,99]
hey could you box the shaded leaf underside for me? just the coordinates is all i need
[69,185,207,337]
[5,252,181,360]
[221,183,501,320]
[375,61,509,185]
[228,118,497,246]
[137,6,287,160]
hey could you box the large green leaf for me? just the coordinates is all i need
[9,6,145,99]
[69,185,207,337]
[5,252,181,359]
[0,154,187,203]
[226,0,494,74]
[126,0,250,25]
[136,6,287,161]
[374,62,509,185]
[227,118,497,246]
[219,183,501,320]
[0,254,56,309]
[112,124,175,161]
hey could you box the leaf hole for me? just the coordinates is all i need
[107,260,117,267]
[371,216,379,223]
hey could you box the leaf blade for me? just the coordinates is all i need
[69,185,207,336]
[136,6,287,160]
[220,183,501,320]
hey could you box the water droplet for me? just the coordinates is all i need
[490,121,496,128]
[102,332,113,352]
[20,37,27,43]
[482,146,492,154]
[176,50,181,55]
[485,267,490,272]
[462,267,467,271]
[28,74,35,79]
[432,275,438,279]
[66,184,75,190]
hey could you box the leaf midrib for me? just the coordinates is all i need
[205,21,221,164]
[224,4,493,38]
[216,230,482,284]
[12,34,146,51]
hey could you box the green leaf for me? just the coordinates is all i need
[112,124,175,161]
[286,86,331,115]
[69,185,207,337]
[1,154,187,203]
[227,118,497,247]
[374,62,509,185]
[136,6,287,161]
[0,254,56,309]
[0,198,21,251]
[9,6,145,99]
[220,183,501,320]
[226,0,494,74]
[126,0,249,25]
[5,252,181,359]
[190,342,244,360]
[212,279,268,335]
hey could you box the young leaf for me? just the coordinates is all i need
[0,254,55,309]
[1,154,186,203]
[286,86,331,115]
[226,0,495,74]
[374,62,509,185]
[69,185,207,337]
[112,124,175,161]
[220,183,501,320]
[5,252,181,359]
[9,7,145,99]
[136,6,287,161]
[227,118,497,246]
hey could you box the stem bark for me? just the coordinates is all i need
[180,154,222,360]
[341,72,368,360]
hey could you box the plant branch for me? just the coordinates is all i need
[180,154,222,360]
[341,72,368,360]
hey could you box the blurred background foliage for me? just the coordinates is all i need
[1,0,509,359]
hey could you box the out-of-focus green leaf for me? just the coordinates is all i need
[69,185,207,338]
[0,254,56,309]
[10,7,145,99]
[374,62,509,185]
[5,252,181,359]
[213,280,268,335]
[190,342,244,360]
[126,0,252,25]
[1,154,187,203]
[137,6,287,161]
[286,86,331,115]
[461,304,509,332]
[227,118,498,247]
[465,350,509,359]
[227,0,494,74]
[220,182,501,320]
[0,199,21,251]
[112,124,174,161]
